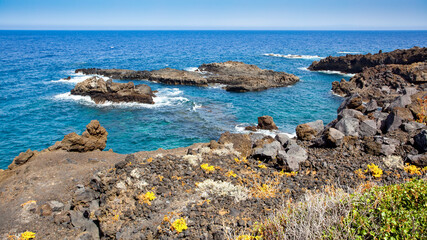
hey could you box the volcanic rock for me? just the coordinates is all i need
[76,61,300,92]
[308,47,427,73]
[414,130,427,153]
[71,77,155,104]
[257,115,278,130]
[8,149,35,169]
[296,120,324,141]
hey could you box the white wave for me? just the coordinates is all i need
[337,51,361,54]
[110,46,115,49]
[53,87,189,109]
[298,67,309,71]
[52,72,109,84]
[208,83,227,89]
[330,90,345,98]
[191,102,203,111]
[234,124,296,138]
[316,70,355,78]
[263,53,324,60]
[184,67,199,72]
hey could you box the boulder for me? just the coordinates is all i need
[324,128,345,147]
[277,144,307,171]
[387,94,412,111]
[334,117,360,137]
[338,109,366,121]
[249,133,266,146]
[359,119,378,137]
[365,99,378,112]
[257,116,278,130]
[252,140,282,161]
[402,121,426,132]
[50,120,108,152]
[71,77,155,104]
[8,149,35,169]
[414,130,427,153]
[296,120,323,141]
[382,155,404,169]
[407,154,427,167]
[218,132,252,158]
[383,111,403,133]
[275,133,291,147]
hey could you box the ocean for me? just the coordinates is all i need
[1,30,426,169]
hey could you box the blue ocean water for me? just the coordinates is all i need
[1,30,426,169]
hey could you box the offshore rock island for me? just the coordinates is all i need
[76,61,300,92]
[0,48,426,239]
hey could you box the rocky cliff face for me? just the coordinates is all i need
[308,47,427,73]
[76,61,300,92]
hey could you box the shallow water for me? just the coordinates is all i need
[1,30,426,168]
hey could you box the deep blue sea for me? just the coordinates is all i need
[1,30,426,169]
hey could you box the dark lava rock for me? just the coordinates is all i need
[257,115,278,130]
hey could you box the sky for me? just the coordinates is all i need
[0,0,426,30]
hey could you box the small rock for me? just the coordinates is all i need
[402,122,425,132]
[407,154,427,167]
[257,115,278,130]
[414,130,427,153]
[359,119,377,137]
[382,155,404,169]
[40,203,53,216]
[325,128,345,147]
[252,140,282,160]
[296,120,323,141]
[275,133,291,147]
[335,117,360,137]
[365,99,378,112]
[49,201,64,212]
[383,111,403,133]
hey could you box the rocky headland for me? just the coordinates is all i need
[71,77,155,104]
[1,48,426,239]
[308,46,427,73]
[76,61,300,92]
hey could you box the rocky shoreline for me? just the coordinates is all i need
[76,61,300,92]
[308,46,427,73]
[1,48,426,239]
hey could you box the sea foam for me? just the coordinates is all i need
[337,51,361,54]
[316,70,356,78]
[52,72,109,84]
[234,124,296,138]
[263,53,324,60]
[53,87,189,109]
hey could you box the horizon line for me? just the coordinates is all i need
[1,29,427,31]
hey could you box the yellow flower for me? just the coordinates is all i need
[171,218,188,233]
[201,163,215,173]
[226,170,237,178]
[138,191,156,205]
[365,163,383,178]
[20,231,35,240]
[258,164,267,169]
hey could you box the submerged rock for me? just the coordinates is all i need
[71,77,155,104]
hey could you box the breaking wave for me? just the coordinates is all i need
[234,123,296,138]
[263,53,324,60]
[51,71,109,84]
[53,88,189,109]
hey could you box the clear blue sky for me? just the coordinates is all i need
[0,0,426,30]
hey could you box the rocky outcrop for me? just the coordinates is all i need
[308,47,427,73]
[331,62,427,105]
[296,120,324,141]
[8,149,35,170]
[71,77,155,104]
[256,115,278,130]
[76,61,300,92]
[49,120,108,152]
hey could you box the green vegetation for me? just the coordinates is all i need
[244,179,426,240]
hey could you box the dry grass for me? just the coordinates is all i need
[251,185,357,240]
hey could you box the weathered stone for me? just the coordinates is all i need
[407,154,427,167]
[283,144,308,170]
[56,120,108,152]
[8,149,35,169]
[414,130,427,153]
[218,132,252,158]
[359,119,377,137]
[257,116,278,130]
[276,150,302,172]
[338,109,365,121]
[402,121,426,132]
[49,201,65,212]
[335,117,360,137]
[325,128,345,147]
[382,155,404,169]
[383,111,403,133]
[387,94,412,110]
[252,140,282,161]
[365,99,378,112]
[296,120,323,141]
[275,134,291,147]
[249,133,266,146]
[40,203,53,216]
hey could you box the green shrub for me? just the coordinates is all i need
[341,179,426,240]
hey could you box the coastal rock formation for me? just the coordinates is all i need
[76,61,300,92]
[256,115,278,130]
[308,47,427,73]
[49,120,108,152]
[71,76,155,104]
[331,62,427,105]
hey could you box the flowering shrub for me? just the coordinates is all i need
[171,218,188,233]
[365,163,383,178]
[20,231,35,240]
[226,170,237,178]
[404,163,422,175]
[201,163,215,173]
[138,191,156,205]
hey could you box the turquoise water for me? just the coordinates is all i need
[1,30,427,169]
